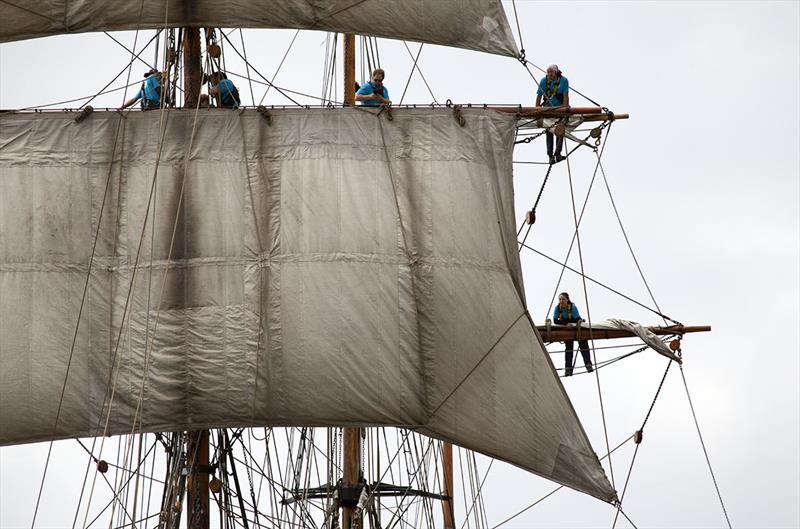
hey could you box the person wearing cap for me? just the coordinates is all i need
[355,68,391,106]
[122,69,162,110]
[208,72,240,109]
[535,64,570,164]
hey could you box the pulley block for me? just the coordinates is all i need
[553,123,566,137]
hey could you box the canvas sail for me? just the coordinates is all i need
[0,0,519,57]
[0,108,615,502]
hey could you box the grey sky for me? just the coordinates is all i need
[0,1,798,528]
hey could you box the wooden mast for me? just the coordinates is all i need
[341,32,363,529]
[182,24,209,529]
[182,28,202,108]
[441,442,456,529]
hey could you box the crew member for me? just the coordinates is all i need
[535,64,570,164]
[208,72,240,108]
[122,68,162,110]
[355,68,391,106]
[553,292,593,377]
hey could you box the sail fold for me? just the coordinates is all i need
[0,1,519,57]
[0,108,613,502]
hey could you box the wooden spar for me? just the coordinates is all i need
[182,24,209,529]
[186,430,210,529]
[343,33,356,106]
[441,442,455,529]
[182,28,202,108]
[537,324,711,343]
[342,428,362,529]
[341,32,363,529]
[489,106,628,122]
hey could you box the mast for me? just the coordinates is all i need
[340,33,363,529]
[182,23,209,529]
[182,28,202,108]
[442,442,456,529]
[186,430,210,529]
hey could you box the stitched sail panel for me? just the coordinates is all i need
[0,108,614,502]
[0,0,519,57]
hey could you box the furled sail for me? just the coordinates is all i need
[0,0,519,57]
[0,108,614,502]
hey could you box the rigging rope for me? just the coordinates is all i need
[596,151,668,325]
[680,365,734,528]
[520,242,682,324]
[490,433,635,528]
[399,42,425,106]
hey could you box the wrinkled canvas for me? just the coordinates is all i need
[0,108,614,502]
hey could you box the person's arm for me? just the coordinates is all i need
[560,78,569,108]
[121,90,142,109]
[379,87,391,106]
[553,306,560,322]
[572,304,581,321]
[535,79,545,106]
[355,84,373,102]
[535,94,542,107]
[121,97,138,109]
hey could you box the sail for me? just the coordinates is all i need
[0,108,614,502]
[0,1,519,57]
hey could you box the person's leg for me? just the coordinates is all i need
[556,135,564,155]
[546,131,555,164]
[564,340,575,376]
[579,340,593,372]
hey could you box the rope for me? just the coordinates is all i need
[597,150,668,325]
[219,31,301,105]
[519,242,682,324]
[543,127,611,321]
[239,28,257,107]
[427,311,528,420]
[516,161,555,252]
[257,29,301,105]
[399,42,423,105]
[611,359,673,527]
[490,433,635,528]
[680,365,733,528]
[400,41,438,104]
[565,151,616,489]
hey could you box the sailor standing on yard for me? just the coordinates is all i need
[535,64,570,165]
[122,68,162,109]
[553,292,593,377]
[355,68,391,106]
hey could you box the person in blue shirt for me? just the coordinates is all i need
[553,292,593,376]
[355,68,391,106]
[208,72,240,109]
[122,69,162,110]
[535,64,570,165]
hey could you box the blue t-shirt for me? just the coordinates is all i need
[217,78,239,107]
[553,302,582,323]
[537,75,569,107]
[356,81,389,106]
[136,74,161,108]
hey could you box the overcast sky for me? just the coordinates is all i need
[0,1,798,528]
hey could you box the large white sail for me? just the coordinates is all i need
[0,1,519,56]
[0,108,614,502]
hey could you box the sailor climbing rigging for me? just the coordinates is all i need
[535,64,570,165]
[553,292,593,376]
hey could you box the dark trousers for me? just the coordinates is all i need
[565,340,591,368]
[546,131,564,156]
